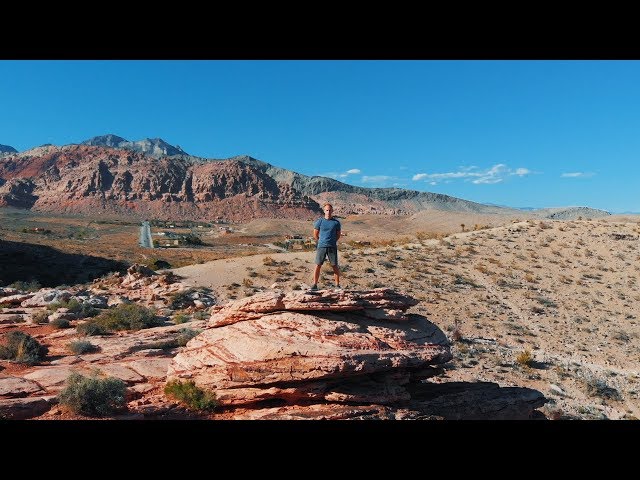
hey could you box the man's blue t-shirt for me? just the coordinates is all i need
[314,217,341,248]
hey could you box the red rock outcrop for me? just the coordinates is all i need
[0,145,320,222]
[167,288,452,408]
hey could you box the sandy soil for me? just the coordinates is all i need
[170,215,640,420]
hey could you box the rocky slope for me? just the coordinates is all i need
[0,271,546,420]
[0,145,319,222]
[81,134,188,157]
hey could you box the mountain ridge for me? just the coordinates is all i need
[0,135,611,221]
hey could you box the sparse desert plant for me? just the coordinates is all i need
[583,375,622,401]
[31,310,51,324]
[0,331,48,364]
[192,310,210,321]
[48,298,82,313]
[262,256,278,266]
[83,303,161,332]
[516,348,534,367]
[242,278,254,287]
[173,313,191,324]
[8,280,41,292]
[164,379,218,411]
[57,372,127,417]
[68,340,99,354]
[536,297,558,308]
[474,264,489,274]
[76,321,109,336]
[51,318,71,329]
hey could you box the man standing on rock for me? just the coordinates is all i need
[310,203,342,291]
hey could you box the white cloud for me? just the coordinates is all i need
[323,168,361,179]
[561,172,594,178]
[412,163,532,186]
[362,175,392,183]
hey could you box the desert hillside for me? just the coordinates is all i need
[1,213,639,420]
[173,216,640,420]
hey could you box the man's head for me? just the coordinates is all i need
[323,203,333,217]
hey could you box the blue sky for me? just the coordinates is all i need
[1,60,639,213]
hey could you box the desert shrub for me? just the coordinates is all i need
[176,328,200,346]
[48,298,82,313]
[146,258,171,270]
[192,310,210,321]
[164,379,218,411]
[169,289,196,309]
[583,376,622,401]
[51,318,71,329]
[76,321,109,336]
[31,310,51,324]
[68,340,99,354]
[57,372,127,417]
[8,280,41,292]
[183,234,203,245]
[516,348,534,367]
[79,304,101,318]
[173,313,191,324]
[262,256,278,266]
[83,303,161,332]
[0,331,48,364]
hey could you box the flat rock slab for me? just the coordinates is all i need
[126,358,172,380]
[0,395,55,419]
[96,363,145,383]
[23,367,79,388]
[0,376,44,397]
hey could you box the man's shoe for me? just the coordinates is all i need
[334,284,343,291]
[309,284,318,291]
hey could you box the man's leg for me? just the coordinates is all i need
[331,264,340,286]
[313,263,322,286]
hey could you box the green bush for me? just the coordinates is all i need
[164,379,217,411]
[192,310,210,321]
[76,322,109,336]
[176,328,200,346]
[0,331,48,364]
[8,280,41,292]
[80,303,161,333]
[57,372,127,417]
[173,313,191,324]
[51,318,71,329]
[49,299,100,318]
[68,340,99,354]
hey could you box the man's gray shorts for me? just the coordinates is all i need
[315,247,338,266]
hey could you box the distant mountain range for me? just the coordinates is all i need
[0,135,611,221]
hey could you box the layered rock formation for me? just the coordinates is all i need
[0,145,320,222]
[167,289,546,419]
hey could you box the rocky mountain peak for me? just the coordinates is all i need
[80,135,188,158]
[0,144,18,154]
[81,134,128,148]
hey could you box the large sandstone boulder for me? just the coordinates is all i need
[167,288,452,407]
